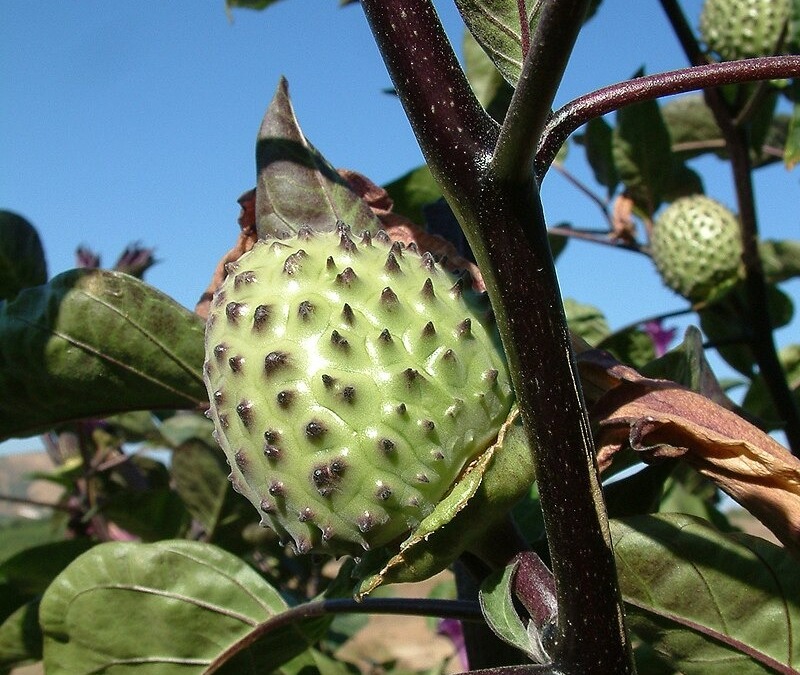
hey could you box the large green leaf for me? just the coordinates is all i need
[255,78,381,238]
[454,0,541,86]
[760,239,800,283]
[463,28,514,122]
[0,600,41,672]
[612,87,675,216]
[0,268,206,440]
[582,116,619,196]
[0,211,47,302]
[40,540,320,674]
[613,513,800,673]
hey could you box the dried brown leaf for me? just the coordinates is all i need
[580,349,800,557]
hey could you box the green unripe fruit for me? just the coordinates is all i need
[651,195,743,304]
[700,0,790,61]
[203,223,513,556]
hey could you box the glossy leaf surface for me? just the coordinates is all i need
[613,513,800,674]
[0,268,206,440]
[40,540,317,674]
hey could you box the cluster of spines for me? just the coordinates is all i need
[204,222,510,554]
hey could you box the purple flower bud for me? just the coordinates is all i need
[114,243,156,278]
[76,246,101,269]
[643,320,677,357]
[437,618,468,669]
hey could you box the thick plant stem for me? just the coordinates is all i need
[360,0,634,671]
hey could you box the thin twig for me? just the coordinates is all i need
[547,224,645,254]
[205,597,483,673]
[0,492,73,513]
[550,162,612,227]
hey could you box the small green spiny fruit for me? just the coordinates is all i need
[651,195,743,304]
[700,0,791,61]
[203,223,513,556]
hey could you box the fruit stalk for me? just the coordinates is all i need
[361,0,635,671]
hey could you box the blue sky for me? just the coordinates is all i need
[2,1,798,453]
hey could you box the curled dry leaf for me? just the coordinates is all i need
[340,168,485,291]
[579,348,800,558]
[611,193,638,244]
[195,189,258,319]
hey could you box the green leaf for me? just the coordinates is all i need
[157,412,216,449]
[463,28,514,122]
[581,116,618,196]
[103,488,189,542]
[0,539,94,602]
[657,465,732,532]
[603,462,676,520]
[599,327,656,369]
[661,161,704,203]
[0,599,41,672]
[0,519,65,563]
[383,165,442,228]
[742,343,800,430]
[0,268,206,440]
[40,540,316,674]
[641,326,733,407]
[0,211,47,302]
[785,99,800,168]
[612,85,674,216]
[662,94,724,161]
[563,298,609,346]
[357,408,535,595]
[613,514,800,673]
[760,238,800,282]
[255,78,381,238]
[171,439,231,535]
[225,0,285,10]
[700,284,794,376]
[454,0,541,86]
[479,561,535,659]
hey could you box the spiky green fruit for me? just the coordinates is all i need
[700,0,790,61]
[651,195,743,304]
[203,224,513,556]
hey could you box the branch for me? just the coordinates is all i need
[360,0,497,197]
[362,1,634,671]
[536,56,800,178]
[495,0,592,183]
[205,597,483,674]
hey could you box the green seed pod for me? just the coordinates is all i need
[700,0,791,61]
[203,223,514,556]
[651,195,743,304]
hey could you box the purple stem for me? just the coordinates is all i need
[361,0,635,671]
[536,56,800,178]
